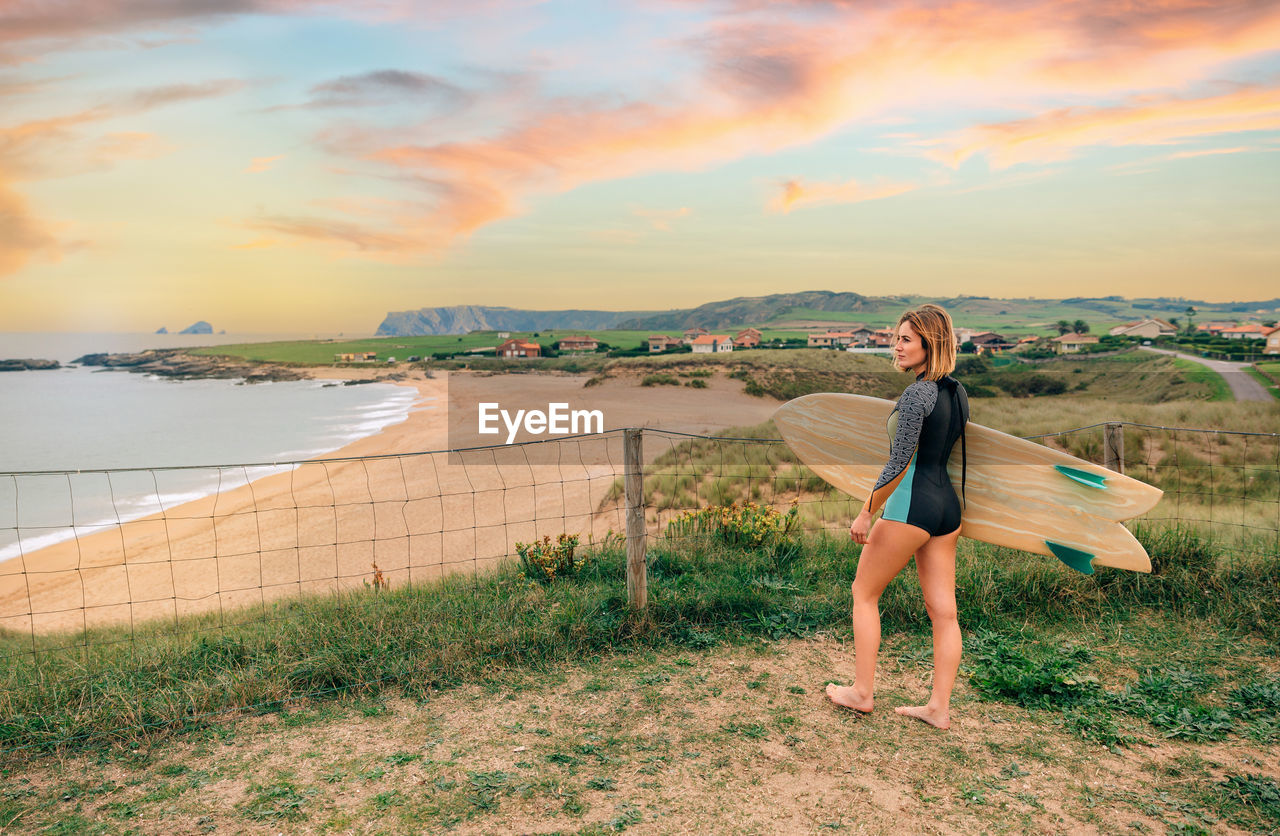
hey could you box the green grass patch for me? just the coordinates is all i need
[2,517,1278,761]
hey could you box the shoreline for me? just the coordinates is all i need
[1,366,783,637]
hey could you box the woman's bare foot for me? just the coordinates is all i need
[825,683,873,713]
[894,704,950,729]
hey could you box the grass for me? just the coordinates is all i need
[1245,364,1280,400]
[3,590,1277,833]
[3,519,1278,760]
[1168,357,1236,401]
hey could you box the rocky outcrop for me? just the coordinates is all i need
[155,327,168,334]
[179,321,213,334]
[0,358,61,371]
[74,349,306,382]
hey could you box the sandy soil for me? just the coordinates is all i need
[0,368,782,636]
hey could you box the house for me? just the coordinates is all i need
[871,332,896,348]
[826,331,858,346]
[966,332,1016,353]
[1052,334,1099,354]
[682,327,708,343]
[1196,321,1237,336]
[497,332,510,339]
[1220,324,1268,340]
[1109,318,1178,338]
[734,328,762,348]
[335,353,356,362]
[954,328,980,346]
[807,333,836,348]
[647,335,681,352]
[496,338,540,358]
[690,334,734,353]
[1264,326,1280,355]
[557,336,599,353]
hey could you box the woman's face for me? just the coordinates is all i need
[895,320,927,373]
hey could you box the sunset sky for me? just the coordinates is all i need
[2,0,1279,333]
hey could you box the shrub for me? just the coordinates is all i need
[664,500,799,549]
[516,534,585,583]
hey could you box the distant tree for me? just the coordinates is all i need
[960,340,976,354]
[1168,317,1180,329]
[1184,306,1197,335]
[1072,319,1090,334]
[1055,320,1071,335]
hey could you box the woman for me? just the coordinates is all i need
[825,303,969,730]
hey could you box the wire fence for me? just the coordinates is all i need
[1,420,1277,753]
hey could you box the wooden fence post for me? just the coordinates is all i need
[1103,422,1124,474]
[624,428,647,611]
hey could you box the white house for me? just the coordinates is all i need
[689,334,734,353]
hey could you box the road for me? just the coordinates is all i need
[1139,346,1274,402]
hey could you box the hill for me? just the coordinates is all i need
[375,293,1280,336]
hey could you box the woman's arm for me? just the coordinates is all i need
[861,380,937,516]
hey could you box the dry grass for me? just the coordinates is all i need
[7,626,1276,835]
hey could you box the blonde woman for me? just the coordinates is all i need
[825,303,969,729]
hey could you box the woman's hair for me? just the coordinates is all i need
[891,303,957,380]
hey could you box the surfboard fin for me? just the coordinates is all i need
[1045,540,1096,575]
[1054,465,1108,490]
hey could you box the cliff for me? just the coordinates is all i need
[375,306,650,336]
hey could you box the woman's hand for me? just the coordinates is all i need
[849,509,873,545]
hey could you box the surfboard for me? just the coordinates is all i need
[772,392,1163,574]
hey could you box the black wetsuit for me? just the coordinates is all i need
[867,371,969,537]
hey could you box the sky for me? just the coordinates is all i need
[2,0,1279,333]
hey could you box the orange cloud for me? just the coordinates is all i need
[633,206,691,231]
[0,80,244,276]
[0,180,61,275]
[246,154,285,173]
[263,0,1280,257]
[770,176,918,212]
[928,84,1280,169]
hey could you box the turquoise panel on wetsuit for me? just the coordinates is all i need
[881,452,917,523]
[871,371,970,537]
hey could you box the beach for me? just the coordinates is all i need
[1,367,782,636]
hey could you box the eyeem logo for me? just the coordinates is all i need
[478,402,605,444]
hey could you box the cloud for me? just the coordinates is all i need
[262,0,1280,256]
[0,77,245,276]
[246,154,285,173]
[120,79,248,110]
[288,69,469,110]
[633,206,692,231]
[93,131,175,162]
[1165,145,1256,160]
[244,214,423,256]
[0,180,61,275]
[770,176,918,212]
[927,84,1280,169]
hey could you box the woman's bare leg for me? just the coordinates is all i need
[827,519,929,712]
[895,525,961,729]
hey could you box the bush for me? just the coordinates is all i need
[516,534,585,583]
[664,500,799,549]
[1001,373,1067,397]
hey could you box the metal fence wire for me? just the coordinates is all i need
[0,421,1277,752]
[3,421,1277,663]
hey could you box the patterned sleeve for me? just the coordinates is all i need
[871,380,937,492]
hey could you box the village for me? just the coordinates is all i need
[333,317,1280,363]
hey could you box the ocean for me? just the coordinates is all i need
[0,333,430,562]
